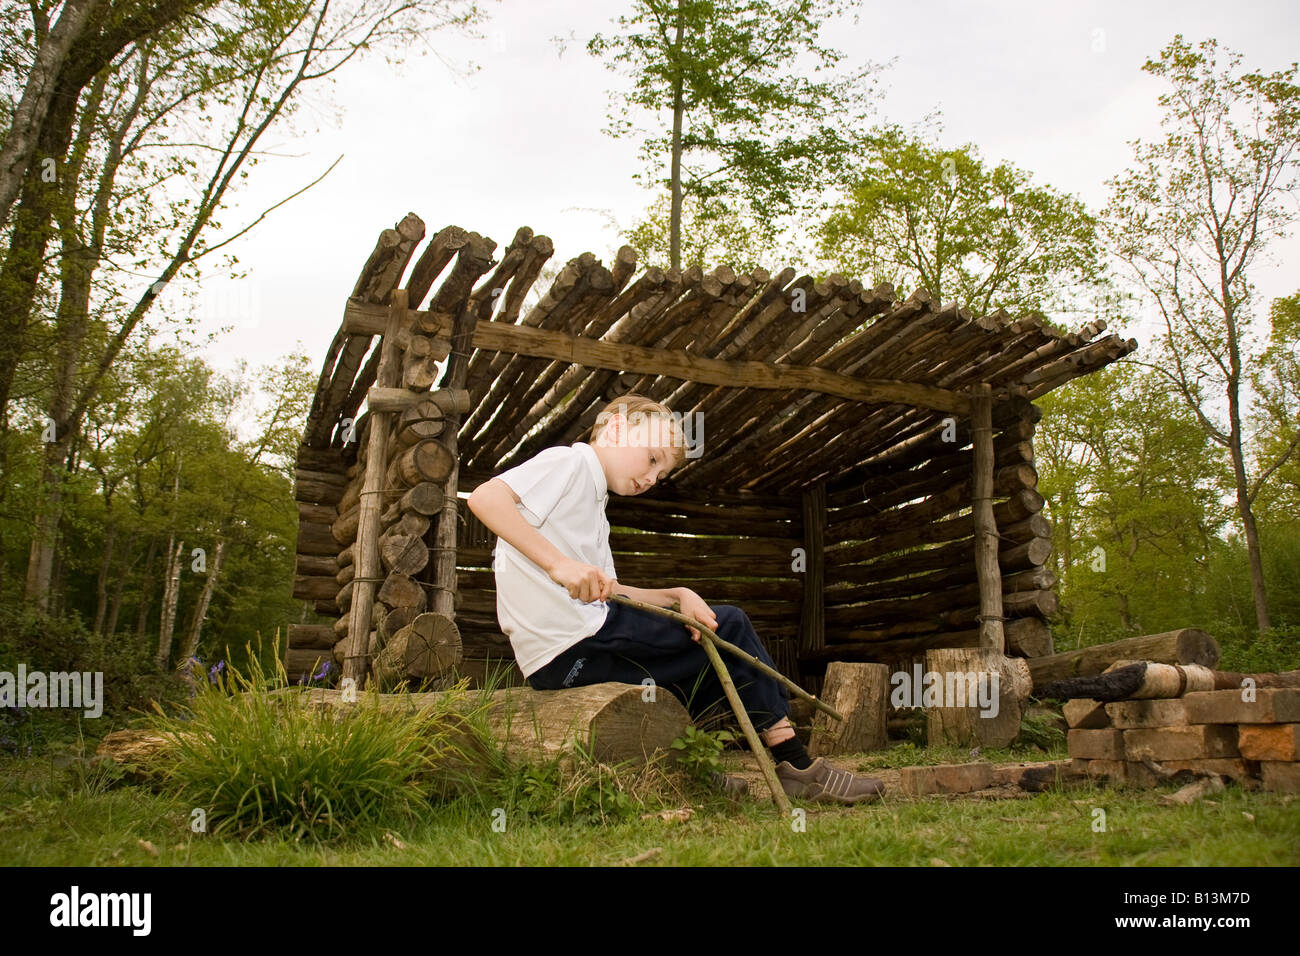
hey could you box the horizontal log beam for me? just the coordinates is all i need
[470,320,973,414]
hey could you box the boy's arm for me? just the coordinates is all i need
[611,581,718,644]
[467,477,614,603]
[610,581,682,609]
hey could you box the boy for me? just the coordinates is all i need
[466,394,884,804]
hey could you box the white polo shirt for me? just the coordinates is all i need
[491,441,617,677]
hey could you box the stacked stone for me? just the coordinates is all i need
[1066,688,1300,793]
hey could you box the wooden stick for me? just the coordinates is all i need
[698,626,793,814]
[607,593,804,813]
[607,594,844,721]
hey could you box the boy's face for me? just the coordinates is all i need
[597,414,674,496]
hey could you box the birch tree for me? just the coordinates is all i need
[1102,35,1300,630]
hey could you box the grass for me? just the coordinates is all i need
[3,650,1296,866]
[2,741,1298,866]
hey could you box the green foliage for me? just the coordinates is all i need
[1101,36,1300,629]
[586,0,883,258]
[669,723,735,786]
[624,191,776,273]
[1037,359,1234,643]
[144,644,496,841]
[2,0,491,675]
[818,124,1106,319]
[0,602,187,737]
[1017,710,1068,754]
[1212,623,1300,674]
[1250,292,1300,522]
[1,343,321,679]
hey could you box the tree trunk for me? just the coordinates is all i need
[93,518,117,636]
[1229,436,1271,631]
[23,436,70,611]
[135,535,159,640]
[156,537,184,670]
[178,538,225,675]
[0,0,209,431]
[104,529,136,639]
[0,0,103,230]
[668,3,684,272]
[22,202,98,611]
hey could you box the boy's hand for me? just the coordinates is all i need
[673,587,717,643]
[549,557,616,603]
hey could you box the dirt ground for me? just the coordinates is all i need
[717,750,1073,804]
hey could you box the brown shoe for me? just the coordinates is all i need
[775,757,884,805]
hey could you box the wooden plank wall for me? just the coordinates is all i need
[802,398,1056,693]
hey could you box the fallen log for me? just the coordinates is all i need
[1026,629,1220,688]
[94,682,691,773]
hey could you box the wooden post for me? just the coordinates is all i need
[798,482,826,665]
[971,383,1005,653]
[426,236,491,629]
[343,289,409,686]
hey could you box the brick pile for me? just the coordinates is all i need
[1066,687,1300,792]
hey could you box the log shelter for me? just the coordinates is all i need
[287,214,1137,701]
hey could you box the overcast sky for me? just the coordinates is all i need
[172,0,1300,419]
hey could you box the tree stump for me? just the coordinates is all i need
[925,648,1032,748]
[809,662,888,756]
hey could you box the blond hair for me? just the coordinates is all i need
[587,393,689,470]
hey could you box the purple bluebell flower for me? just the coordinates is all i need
[208,660,226,684]
[312,659,332,681]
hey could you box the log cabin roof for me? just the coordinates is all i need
[302,215,1137,498]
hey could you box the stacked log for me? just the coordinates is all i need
[289,220,551,684]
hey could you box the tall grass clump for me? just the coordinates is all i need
[144,640,496,841]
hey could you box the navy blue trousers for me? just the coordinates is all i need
[526,600,790,734]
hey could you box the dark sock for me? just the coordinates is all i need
[769,734,812,770]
